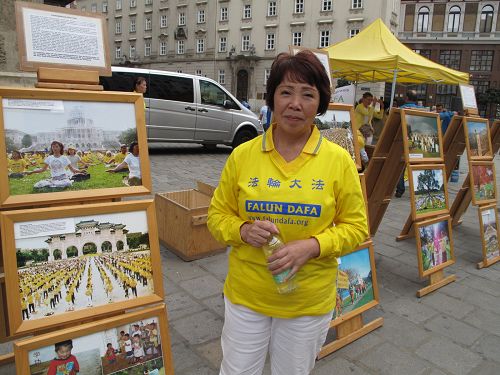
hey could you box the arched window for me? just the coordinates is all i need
[480,5,494,33]
[417,7,430,33]
[447,6,461,33]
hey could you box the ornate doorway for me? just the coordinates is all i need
[236,69,249,100]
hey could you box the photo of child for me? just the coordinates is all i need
[27,317,165,375]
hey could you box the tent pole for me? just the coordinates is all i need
[389,69,398,108]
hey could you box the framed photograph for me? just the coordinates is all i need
[469,161,497,206]
[315,103,361,170]
[415,216,455,278]
[401,109,444,163]
[15,1,111,76]
[477,204,500,262]
[14,304,173,375]
[0,87,150,208]
[459,83,478,114]
[463,117,492,160]
[289,45,333,88]
[333,241,379,325]
[0,200,164,335]
[408,164,449,220]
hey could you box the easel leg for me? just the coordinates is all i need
[416,270,456,298]
[396,214,414,241]
[477,255,500,269]
[317,316,384,359]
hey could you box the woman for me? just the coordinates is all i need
[27,141,82,189]
[107,142,141,186]
[134,76,147,94]
[207,51,368,374]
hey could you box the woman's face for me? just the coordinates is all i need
[132,145,139,156]
[51,143,62,154]
[273,76,320,136]
[136,80,147,94]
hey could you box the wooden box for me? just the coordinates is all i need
[155,182,226,261]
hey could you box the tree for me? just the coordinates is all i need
[21,134,32,148]
[5,137,16,153]
[336,78,350,89]
[119,128,137,145]
[417,170,440,199]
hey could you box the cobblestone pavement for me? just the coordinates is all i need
[2,144,500,374]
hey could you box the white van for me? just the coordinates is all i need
[100,67,263,148]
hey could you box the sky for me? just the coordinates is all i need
[406,114,438,135]
[338,247,371,278]
[467,121,488,136]
[2,99,136,134]
[16,210,148,250]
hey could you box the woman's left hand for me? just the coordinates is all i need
[267,238,320,281]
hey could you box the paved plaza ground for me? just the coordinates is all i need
[1,144,500,374]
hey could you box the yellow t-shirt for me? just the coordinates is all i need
[207,125,368,318]
[114,152,126,165]
[8,159,27,173]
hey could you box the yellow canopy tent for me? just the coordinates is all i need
[323,18,469,105]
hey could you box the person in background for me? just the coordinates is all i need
[134,76,147,95]
[240,98,251,110]
[436,103,455,135]
[395,90,424,198]
[107,142,142,186]
[208,50,368,375]
[354,92,384,165]
[259,104,271,131]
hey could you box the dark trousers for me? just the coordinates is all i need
[396,172,405,195]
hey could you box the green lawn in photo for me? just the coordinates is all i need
[339,284,374,315]
[415,191,446,215]
[475,182,495,201]
[408,145,440,158]
[8,164,129,196]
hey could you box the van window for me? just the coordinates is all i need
[149,74,194,103]
[100,72,149,96]
[200,80,237,108]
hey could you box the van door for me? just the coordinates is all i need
[147,74,196,141]
[194,80,234,142]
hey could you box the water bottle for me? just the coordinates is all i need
[262,235,298,294]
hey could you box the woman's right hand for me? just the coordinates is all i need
[240,220,279,248]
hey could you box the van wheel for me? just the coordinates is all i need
[232,129,256,148]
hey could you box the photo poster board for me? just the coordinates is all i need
[315,103,362,170]
[463,117,493,161]
[459,84,478,116]
[14,304,174,375]
[407,164,449,221]
[289,45,333,88]
[477,203,500,268]
[414,215,455,278]
[400,109,444,164]
[469,161,497,206]
[0,87,151,208]
[318,240,383,358]
[0,200,164,336]
[15,1,111,76]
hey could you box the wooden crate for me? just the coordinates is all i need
[155,182,226,261]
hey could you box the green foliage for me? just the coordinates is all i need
[22,134,33,148]
[416,169,440,194]
[126,232,149,249]
[5,137,16,153]
[336,78,351,88]
[119,128,138,146]
[16,249,49,267]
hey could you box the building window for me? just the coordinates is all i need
[447,6,461,33]
[470,50,494,71]
[264,69,271,85]
[319,30,330,47]
[349,29,360,38]
[130,0,136,8]
[292,32,303,46]
[417,6,429,32]
[243,4,252,19]
[102,2,108,13]
[219,36,227,52]
[242,35,250,51]
[159,41,167,55]
[220,7,228,21]
[145,17,152,31]
[295,0,304,14]
[115,20,121,34]
[115,45,121,59]
[91,4,97,12]
[129,45,136,58]
[266,33,275,50]
[160,14,167,28]
[198,10,206,24]
[197,39,205,53]
[178,12,186,26]
[130,18,136,33]
[322,0,332,12]
[116,0,122,11]
[413,49,431,59]
[268,1,277,16]
[145,0,153,5]
[439,50,461,70]
[196,69,202,76]
[145,42,151,57]
[352,0,362,9]
[177,40,185,54]
[480,5,494,33]
[218,69,225,84]
[470,80,490,94]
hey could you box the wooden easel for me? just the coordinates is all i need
[416,269,456,298]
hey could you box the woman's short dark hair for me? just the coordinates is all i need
[362,92,373,99]
[133,76,146,91]
[266,51,331,116]
[129,141,138,153]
